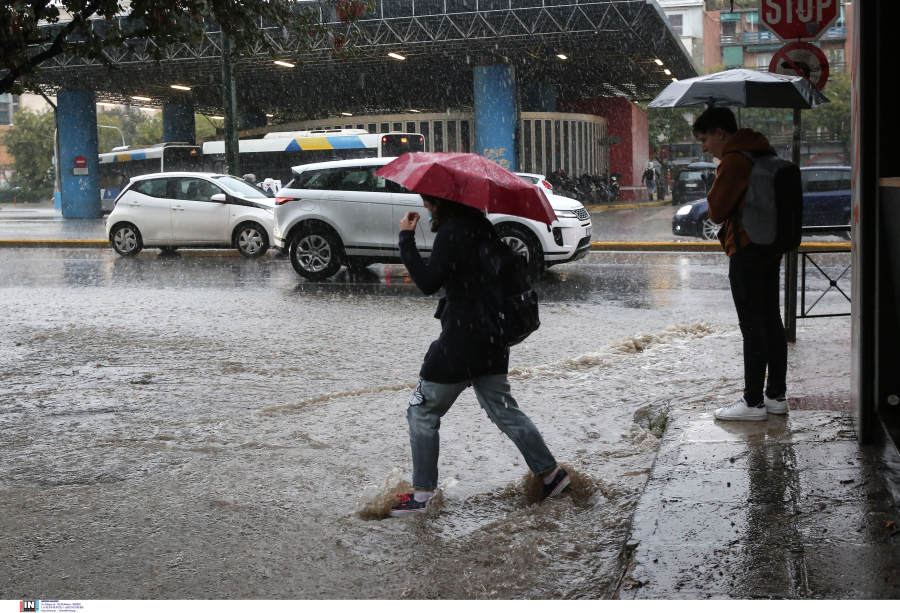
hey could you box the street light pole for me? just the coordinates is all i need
[98,125,126,148]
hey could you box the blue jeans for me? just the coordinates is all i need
[406,375,558,491]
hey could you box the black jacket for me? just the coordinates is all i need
[399,215,510,383]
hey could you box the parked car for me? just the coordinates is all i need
[671,162,717,207]
[272,158,593,280]
[671,166,852,240]
[106,172,276,257]
[515,172,555,196]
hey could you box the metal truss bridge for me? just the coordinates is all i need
[31,0,697,121]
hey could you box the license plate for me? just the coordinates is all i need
[685,183,697,187]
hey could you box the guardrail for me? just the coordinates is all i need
[721,26,847,46]
[785,224,851,340]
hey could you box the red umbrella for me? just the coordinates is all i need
[374,152,558,225]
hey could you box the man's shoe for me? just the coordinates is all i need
[389,493,428,517]
[765,393,788,415]
[714,396,767,421]
[543,467,571,499]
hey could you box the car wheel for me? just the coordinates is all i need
[497,224,545,276]
[234,222,269,258]
[111,223,143,257]
[698,214,722,241]
[289,224,343,280]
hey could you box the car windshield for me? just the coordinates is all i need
[678,171,704,181]
[212,176,270,198]
[518,175,540,184]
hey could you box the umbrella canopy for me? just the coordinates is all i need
[374,152,558,225]
[648,68,829,110]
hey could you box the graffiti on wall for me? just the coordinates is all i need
[483,147,511,170]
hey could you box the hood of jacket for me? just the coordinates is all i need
[721,128,775,157]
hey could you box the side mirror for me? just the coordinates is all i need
[211,194,227,203]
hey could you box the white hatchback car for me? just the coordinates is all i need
[272,158,592,280]
[107,172,276,258]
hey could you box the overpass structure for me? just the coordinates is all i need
[27,0,697,217]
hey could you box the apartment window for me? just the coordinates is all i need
[534,120,543,173]
[757,52,773,69]
[722,21,737,36]
[380,122,389,133]
[407,121,416,134]
[669,14,684,36]
[723,45,744,67]
[368,123,377,133]
[828,48,845,65]
[393,122,402,132]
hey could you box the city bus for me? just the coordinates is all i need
[98,130,424,209]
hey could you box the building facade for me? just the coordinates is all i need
[658,0,707,72]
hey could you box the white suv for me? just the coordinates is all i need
[272,158,592,280]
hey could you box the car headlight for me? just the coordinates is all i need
[677,205,693,215]
[554,210,578,218]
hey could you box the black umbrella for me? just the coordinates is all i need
[647,69,829,110]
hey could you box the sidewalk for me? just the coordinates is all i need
[619,401,900,599]
[0,203,106,242]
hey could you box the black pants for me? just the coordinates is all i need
[728,244,788,406]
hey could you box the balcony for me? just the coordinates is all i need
[720,26,848,46]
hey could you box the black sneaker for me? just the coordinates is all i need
[389,493,428,517]
[542,467,571,499]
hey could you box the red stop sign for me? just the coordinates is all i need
[74,155,87,168]
[760,0,840,43]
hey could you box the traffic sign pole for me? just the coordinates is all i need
[784,107,802,343]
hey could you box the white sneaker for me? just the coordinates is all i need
[764,393,788,415]
[714,396,767,421]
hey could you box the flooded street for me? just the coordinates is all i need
[0,249,851,599]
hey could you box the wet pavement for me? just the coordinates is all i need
[620,405,900,599]
[0,247,860,599]
[0,201,846,245]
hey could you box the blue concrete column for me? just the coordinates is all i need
[474,64,517,172]
[162,103,196,144]
[523,83,557,112]
[58,90,101,219]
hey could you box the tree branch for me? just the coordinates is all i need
[0,1,99,96]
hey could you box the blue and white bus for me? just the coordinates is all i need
[98,129,424,209]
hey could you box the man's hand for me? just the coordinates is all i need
[400,211,420,232]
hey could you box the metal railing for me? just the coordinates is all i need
[794,225,851,324]
[721,26,847,46]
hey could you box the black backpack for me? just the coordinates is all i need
[477,238,541,346]
[740,151,804,254]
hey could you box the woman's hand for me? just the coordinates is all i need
[400,211,420,232]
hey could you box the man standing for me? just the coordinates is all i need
[642,162,657,202]
[693,107,788,421]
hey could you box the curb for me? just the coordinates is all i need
[0,239,109,248]
[586,201,671,212]
[0,239,852,253]
[590,241,851,252]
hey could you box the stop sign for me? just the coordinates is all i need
[74,155,87,168]
[761,0,840,43]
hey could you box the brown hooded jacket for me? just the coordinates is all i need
[707,128,777,256]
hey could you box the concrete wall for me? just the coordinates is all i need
[562,97,650,200]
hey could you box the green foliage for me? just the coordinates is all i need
[96,106,162,152]
[0,108,54,200]
[1,0,375,96]
[195,114,219,141]
[803,71,851,154]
